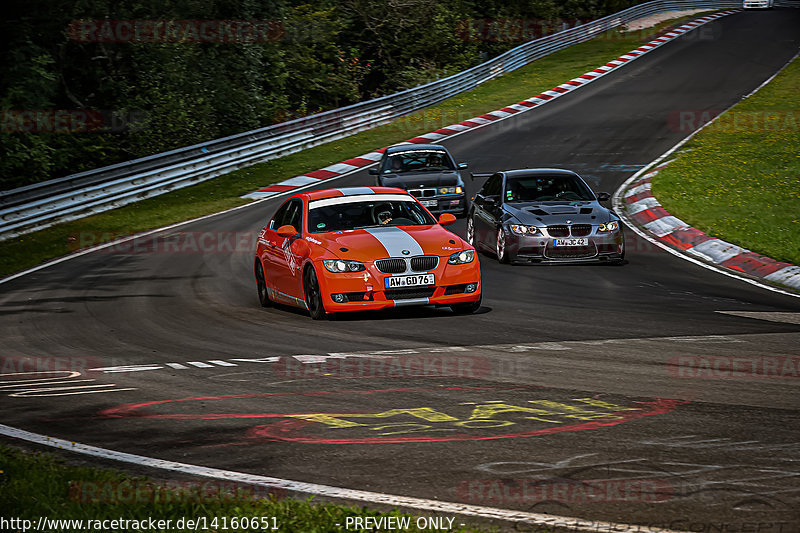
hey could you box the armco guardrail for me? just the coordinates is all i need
[0,0,750,240]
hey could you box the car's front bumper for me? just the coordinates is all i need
[743,0,770,7]
[417,194,466,215]
[314,257,481,312]
[505,229,624,263]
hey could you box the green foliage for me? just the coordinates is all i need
[0,0,648,189]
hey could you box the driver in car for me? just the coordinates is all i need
[374,203,393,225]
[427,154,443,168]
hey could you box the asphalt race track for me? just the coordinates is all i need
[2,10,800,531]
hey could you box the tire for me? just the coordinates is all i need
[496,227,510,264]
[255,260,272,308]
[451,294,482,315]
[466,216,476,248]
[303,266,327,320]
[612,238,626,265]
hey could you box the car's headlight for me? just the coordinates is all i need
[438,186,463,195]
[598,221,620,232]
[448,250,475,264]
[509,224,541,236]
[323,259,366,272]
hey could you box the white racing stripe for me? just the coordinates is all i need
[0,423,693,533]
[309,194,413,209]
[336,187,375,196]
[364,227,425,258]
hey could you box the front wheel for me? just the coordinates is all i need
[255,260,272,308]
[611,237,626,265]
[451,295,482,315]
[304,266,327,320]
[496,227,510,264]
[466,216,476,248]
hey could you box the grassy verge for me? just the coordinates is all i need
[652,56,800,265]
[0,445,499,533]
[0,14,711,279]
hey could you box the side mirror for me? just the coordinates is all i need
[458,162,468,169]
[596,192,611,202]
[368,168,379,175]
[438,213,457,227]
[276,224,298,238]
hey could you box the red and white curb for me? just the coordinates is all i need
[243,10,738,200]
[620,161,800,293]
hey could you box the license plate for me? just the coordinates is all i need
[420,200,437,207]
[385,273,435,289]
[553,238,588,247]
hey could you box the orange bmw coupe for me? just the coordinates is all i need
[254,187,481,319]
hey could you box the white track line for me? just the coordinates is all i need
[0,424,692,533]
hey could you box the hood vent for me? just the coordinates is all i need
[527,208,549,216]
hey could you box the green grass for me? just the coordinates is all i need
[0,445,501,533]
[651,56,800,265]
[0,14,710,279]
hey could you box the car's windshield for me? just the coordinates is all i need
[504,175,595,202]
[308,195,436,233]
[384,150,454,173]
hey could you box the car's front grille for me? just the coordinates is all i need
[408,188,436,198]
[547,225,570,237]
[385,287,436,300]
[375,258,407,274]
[547,224,592,237]
[375,256,438,274]
[544,243,598,259]
[571,224,592,237]
[410,256,438,272]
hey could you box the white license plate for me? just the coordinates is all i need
[553,238,589,247]
[420,199,437,207]
[385,273,435,289]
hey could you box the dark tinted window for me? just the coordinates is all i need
[308,198,435,233]
[505,175,595,202]
[269,202,290,230]
[270,199,303,232]
[382,150,454,173]
[481,174,502,197]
